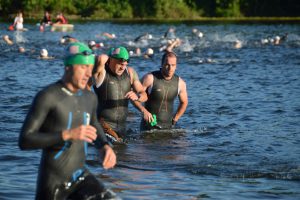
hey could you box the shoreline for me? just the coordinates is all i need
[1,16,300,24]
[104,17,300,24]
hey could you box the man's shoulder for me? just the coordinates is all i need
[126,67,135,76]
[33,82,62,105]
[177,76,186,86]
[38,81,61,95]
[143,72,154,81]
[127,66,135,72]
[173,73,182,81]
[177,75,185,81]
[83,89,97,97]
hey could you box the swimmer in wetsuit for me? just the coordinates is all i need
[93,46,147,142]
[19,42,118,200]
[133,51,188,130]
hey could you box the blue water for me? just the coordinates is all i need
[0,22,300,200]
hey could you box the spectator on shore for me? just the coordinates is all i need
[13,11,24,31]
[54,12,68,24]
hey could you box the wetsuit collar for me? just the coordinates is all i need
[59,80,83,96]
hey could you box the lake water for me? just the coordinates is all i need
[0,21,300,200]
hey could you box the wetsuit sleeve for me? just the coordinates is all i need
[19,90,64,150]
[90,94,109,148]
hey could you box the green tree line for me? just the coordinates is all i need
[0,0,299,19]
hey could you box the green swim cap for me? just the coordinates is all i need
[64,42,95,66]
[108,46,129,61]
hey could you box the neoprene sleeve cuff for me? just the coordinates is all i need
[93,138,110,149]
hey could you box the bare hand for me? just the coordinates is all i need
[125,91,139,101]
[143,109,154,123]
[101,144,117,169]
[63,125,97,143]
[97,54,109,66]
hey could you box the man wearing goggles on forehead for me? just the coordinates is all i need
[19,42,118,199]
[93,46,147,143]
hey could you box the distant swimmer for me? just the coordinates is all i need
[166,38,181,52]
[192,28,204,38]
[133,51,188,130]
[233,40,242,49]
[18,46,25,53]
[39,49,54,59]
[159,38,181,52]
[261,38,269,45]
[102,32,116,39]
[134,33,153,42]
[19,42,118,200]
[60,35,77,45]
[129,48,142,57]
[261,35,283,45]
[88,40,104,51]
[144,48,154,59]
[93,46,147,142]
[274,36,280,45]
[198,58,215,64]
[164,27,176,39]
[129,48,154,59]
[3,35,13,45]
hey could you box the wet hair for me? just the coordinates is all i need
[161,51,177,67]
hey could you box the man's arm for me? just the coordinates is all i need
[90,94,116,169]
[131,73,154,123]
[19,91,65,150]
[90,94,109,147]
[93,54,108,88]
[19,90,101,150]
[125,67,147,102]
[172,77,188,125]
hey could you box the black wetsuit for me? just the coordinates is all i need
[93,66,131,137]
[19,81,112,200]
[141,70,179,130]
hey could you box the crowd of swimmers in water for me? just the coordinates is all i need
[2,22,288,62]
[2,11,290,62]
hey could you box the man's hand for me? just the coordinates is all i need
[172,118,177,126]
[101,144,117,169]
[62,125,97,143]
[142,109,154,123]
[97,54,109,67]
[125,91,139,101]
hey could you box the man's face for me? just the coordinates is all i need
[70,64,93,90]
[109,57,128,76]
[161,56,177,80]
